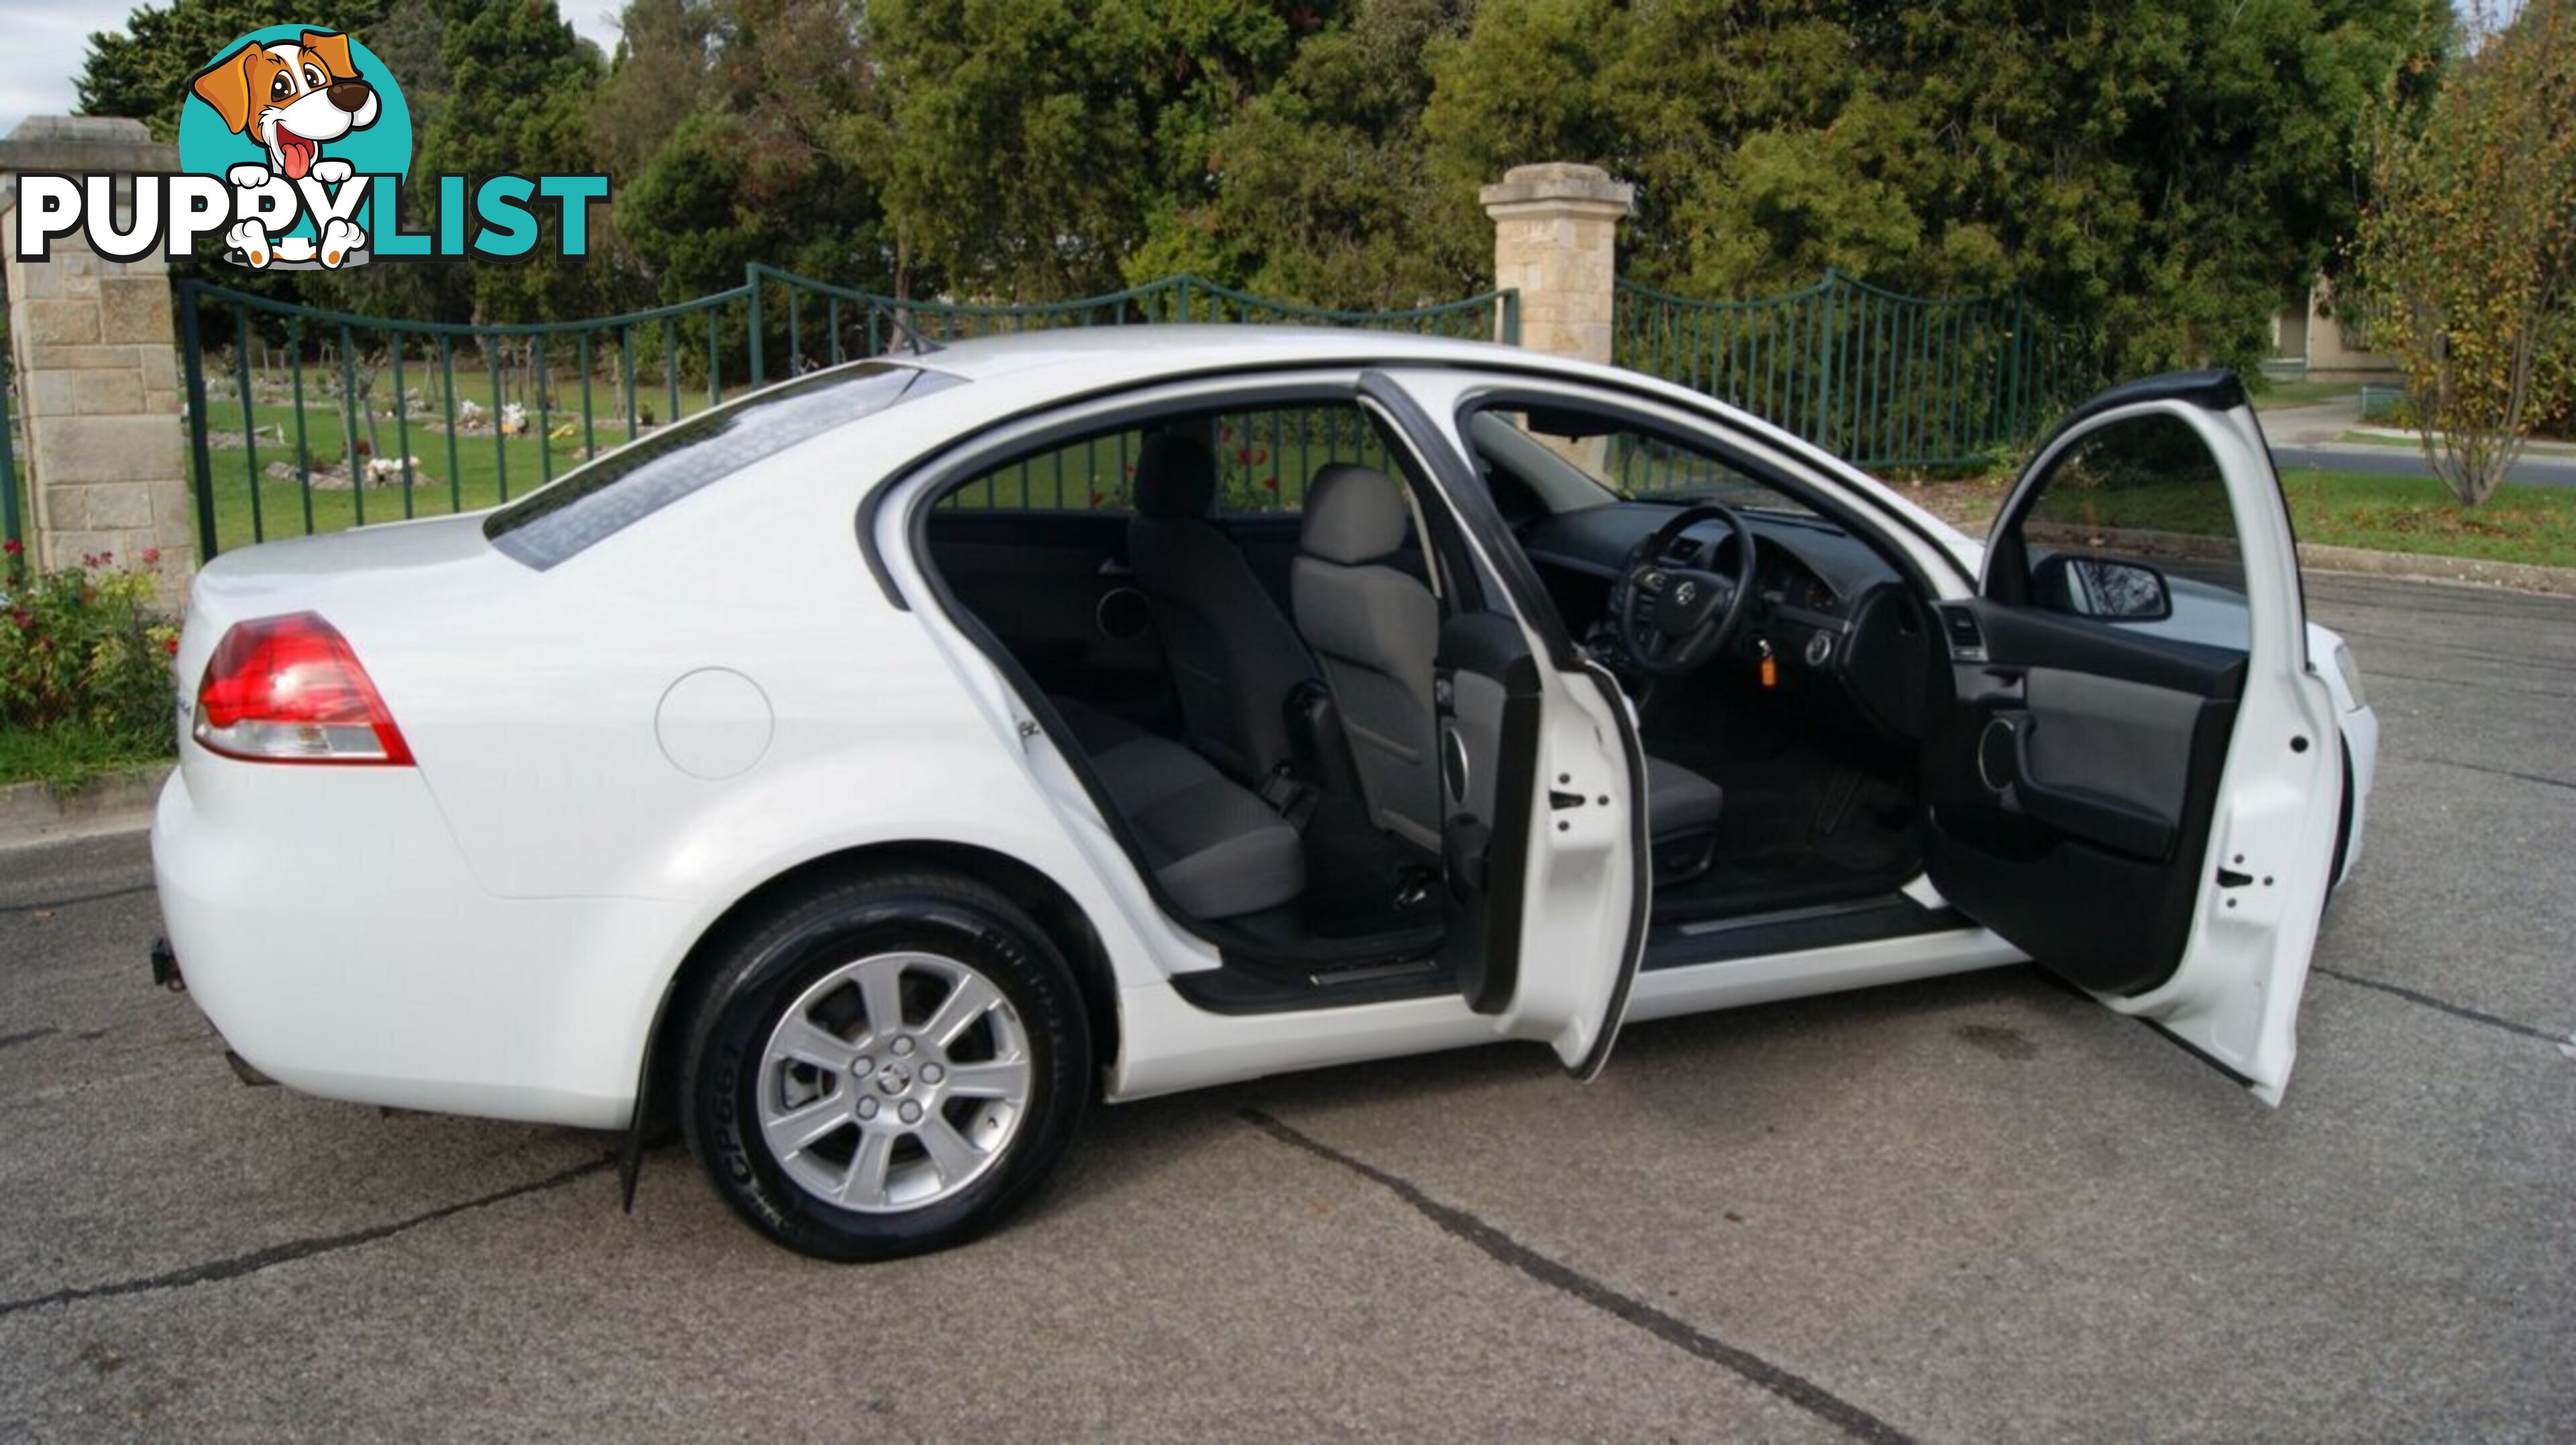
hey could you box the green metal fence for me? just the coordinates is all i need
[1615,270,2039,471]
[178,264,1520,558]
[1,351,23,561]
[178,278,758,559]
[743,264,1518,384]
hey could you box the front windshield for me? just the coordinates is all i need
[1471,409,1815,517]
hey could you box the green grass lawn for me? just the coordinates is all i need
[1924,467,2576,569]
[0,724,170,790]
[2251,379,2364,411]
[2275,468,2576,568]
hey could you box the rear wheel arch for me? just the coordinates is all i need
[638,843,1122,1141]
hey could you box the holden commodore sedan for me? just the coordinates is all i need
[152,329,2375,1260]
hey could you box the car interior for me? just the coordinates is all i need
[913,385,2001,1010]
[917,381,2267,1014]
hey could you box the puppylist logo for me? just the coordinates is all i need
[12,25,606,269]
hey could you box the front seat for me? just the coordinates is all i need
[1293,464,1728,873]
[1127,431,1318,785]
[1291,464,1445,853]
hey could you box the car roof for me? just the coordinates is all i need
[900,323,1569,389]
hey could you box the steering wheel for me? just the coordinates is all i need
[1614,504,1758,676]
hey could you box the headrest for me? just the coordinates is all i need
[1300,464,1410,564]
[1134,432,1218,518]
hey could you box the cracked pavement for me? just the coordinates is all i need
[1,571,2569,1441]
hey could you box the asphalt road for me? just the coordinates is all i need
[2275,443,2576,490]
[3,572,2570,1442]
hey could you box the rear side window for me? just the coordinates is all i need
[938,403,1395,515]
[487,362,963,568]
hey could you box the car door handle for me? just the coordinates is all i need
[1097,558,1135,578]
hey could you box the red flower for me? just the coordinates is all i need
[1236,447,1256,465]
[1,538,19,556]
[1263,476,1280,493]
[7,610,28,629]
[142,547,162,565]
[164,636,180,656]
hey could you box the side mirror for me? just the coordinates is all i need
[2031,552,2173,621]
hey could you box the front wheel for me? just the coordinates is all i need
[680,871,1091,1261]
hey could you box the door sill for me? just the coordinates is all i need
[1170,949,1456,1015]
[1644,894,1962,971]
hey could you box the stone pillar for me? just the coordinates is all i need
[1481,162,1635,364]
[1,117,195,604]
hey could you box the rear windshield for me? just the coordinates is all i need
[485,362,963,569]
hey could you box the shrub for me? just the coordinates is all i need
[0,542,180,754]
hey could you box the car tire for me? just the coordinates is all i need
[679,869,1090,1261]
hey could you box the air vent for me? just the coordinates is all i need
[1938,602,1987,661]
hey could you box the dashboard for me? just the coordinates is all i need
[1519,502,1939,744]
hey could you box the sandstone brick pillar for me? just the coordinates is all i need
[2,117,196,604]
[1481,162,1635,364]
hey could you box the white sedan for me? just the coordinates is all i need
[152,330,2376,1260]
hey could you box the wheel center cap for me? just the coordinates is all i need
[875,1063,913,1095]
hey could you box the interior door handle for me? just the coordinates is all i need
[1097,558,1135,577]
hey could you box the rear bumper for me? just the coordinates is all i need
[151,759,690,1130]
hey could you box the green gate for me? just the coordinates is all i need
[178,265,1519,559]
[178,279,757,559]
[0,350,22,560]
[742,263,1517,383]
[1615,270,2039,471]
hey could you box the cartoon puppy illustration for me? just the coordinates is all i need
[189,30,379,268]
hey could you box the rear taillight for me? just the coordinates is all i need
[193,612,415,765]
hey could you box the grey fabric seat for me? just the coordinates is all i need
[1647,757,1727,853]
[1128,433,1317,784]
[1289,464,1727,868]
[1291,464,1445,853]
[1057,701,1304,920]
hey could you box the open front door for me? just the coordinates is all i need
[1358,372,1650,1079]
[1925,372,2342,1102]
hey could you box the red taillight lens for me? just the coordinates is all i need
[193,612,414,765]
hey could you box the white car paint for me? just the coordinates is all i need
[151,327,2379,1130]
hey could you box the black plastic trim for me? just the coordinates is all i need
[1167,949,1454,1014]
[1971,601,2249,700]
[1644,898,1965,971]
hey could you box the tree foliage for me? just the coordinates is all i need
[2356,0,2576,506]
[612,0,891,300]
[74,0,2449,383]
[78,0,387,142]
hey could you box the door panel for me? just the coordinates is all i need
[923,509,1175,727]
[1928,373,2341,1101]
[1359,372,1650,1078]
[1436,610,1545,1012]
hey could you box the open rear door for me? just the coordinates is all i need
[1925,372,2342,1102]
[1359,372,1650,1080]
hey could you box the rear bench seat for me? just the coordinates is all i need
[1055,702,1304,920]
